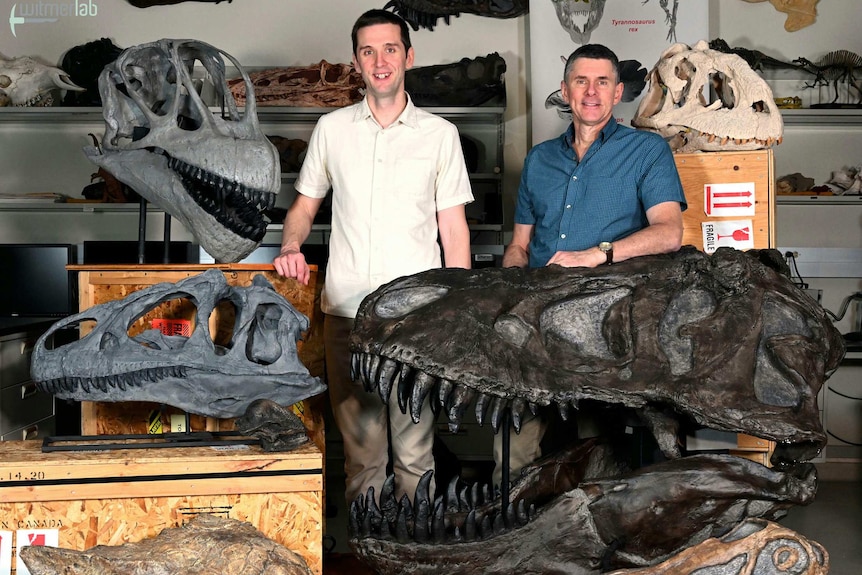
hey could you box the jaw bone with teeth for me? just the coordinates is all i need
[0,55,84,107]
[84,39,280,263]
[346,247,843,574]
[632,40,784,153]
[31,269,326,419]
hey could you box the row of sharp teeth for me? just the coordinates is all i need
[350,470,535,544]
[683,128,782,147]
[167,155,276,211]
[351,352,574,433]
[36,366,187,394]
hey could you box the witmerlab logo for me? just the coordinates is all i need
[9,1,98,38]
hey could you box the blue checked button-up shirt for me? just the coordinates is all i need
[514,118,687,268]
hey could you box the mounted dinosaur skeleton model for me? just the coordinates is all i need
[31,269,325,419]
[85,39,280,263]
[633,40,784,153]
[346,247,842,574]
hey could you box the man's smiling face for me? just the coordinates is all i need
[352,22,414,102]
[561,56,623,129]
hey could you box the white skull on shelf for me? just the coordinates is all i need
[632,40,784,153]
[0,55,84,106]
[84,39,280,263]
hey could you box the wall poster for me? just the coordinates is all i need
[529,0,709,145]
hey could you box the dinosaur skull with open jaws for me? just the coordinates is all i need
[31,269,326,419]
[346,247,843,574]
[84,39,280,263]
[632,40,784,153]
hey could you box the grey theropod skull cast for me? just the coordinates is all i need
[31,269,326,419]
[346,247,843,574]
[84,39,280,263]
[633,40,784,153]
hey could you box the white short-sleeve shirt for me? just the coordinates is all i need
[295,96,474,318]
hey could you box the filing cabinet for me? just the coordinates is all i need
[0,328,55,441]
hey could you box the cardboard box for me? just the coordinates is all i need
[0,439,322,575]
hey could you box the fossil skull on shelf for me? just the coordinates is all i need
[31,269,326,419]
[0,55,84,107]
[84,39,280,263]
[632,40,784,153]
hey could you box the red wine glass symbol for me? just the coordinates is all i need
[717,227,750,241]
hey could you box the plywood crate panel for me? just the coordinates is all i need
[674,149,775,251]
[65,265,324,453]
[0,439,322,574]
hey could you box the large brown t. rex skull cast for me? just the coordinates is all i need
[31,269,326,419]
[84,39,280,263]
[632,40,784,153]
[346,247,843,574]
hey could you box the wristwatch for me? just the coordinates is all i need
[598,241,614,265]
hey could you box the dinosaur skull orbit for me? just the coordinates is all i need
[0,55,84,106]
[84,39,280,263]
[632,40,784,153]
[31,269,326,419]
[346,247,843,574]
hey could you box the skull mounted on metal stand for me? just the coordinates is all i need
[84,39,280,263]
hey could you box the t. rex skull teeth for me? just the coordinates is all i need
[347,247,842,573]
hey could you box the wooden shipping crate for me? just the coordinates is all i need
[65,264,325,453]
[0,439,323,575]
[674,149,775,251]
[674,150,777,463]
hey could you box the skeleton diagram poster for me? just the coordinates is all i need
[530,0,709,145]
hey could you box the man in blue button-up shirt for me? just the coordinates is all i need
[494,43,688,484]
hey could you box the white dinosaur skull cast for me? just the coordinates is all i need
[84,39,280,263]
[632,40,784,153]
[0,55,84,106]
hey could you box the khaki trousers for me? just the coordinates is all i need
[325,315,436,504]
[492,412,547,487]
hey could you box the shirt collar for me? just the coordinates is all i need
[354,94,419,128]
[562,115,620,149]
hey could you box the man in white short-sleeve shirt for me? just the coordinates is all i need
[273,9,473,505]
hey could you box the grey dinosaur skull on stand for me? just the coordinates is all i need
[84,39,280,263]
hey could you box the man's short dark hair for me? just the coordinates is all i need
[563,44,620,83]
[351,9,412,55]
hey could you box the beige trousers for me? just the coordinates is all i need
[492,412,547,487]
[325,315,436,504]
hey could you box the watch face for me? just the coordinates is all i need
[599,242,612,252]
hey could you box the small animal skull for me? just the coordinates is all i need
[632,41,784,153]
[0,55,84,106]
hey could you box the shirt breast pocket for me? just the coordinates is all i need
[395,158,436,198]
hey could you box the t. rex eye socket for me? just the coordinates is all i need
[374,286,450,319]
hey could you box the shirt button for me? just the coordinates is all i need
[566,204,571,209]
[561,234,566,239]
[572,176,578,180]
